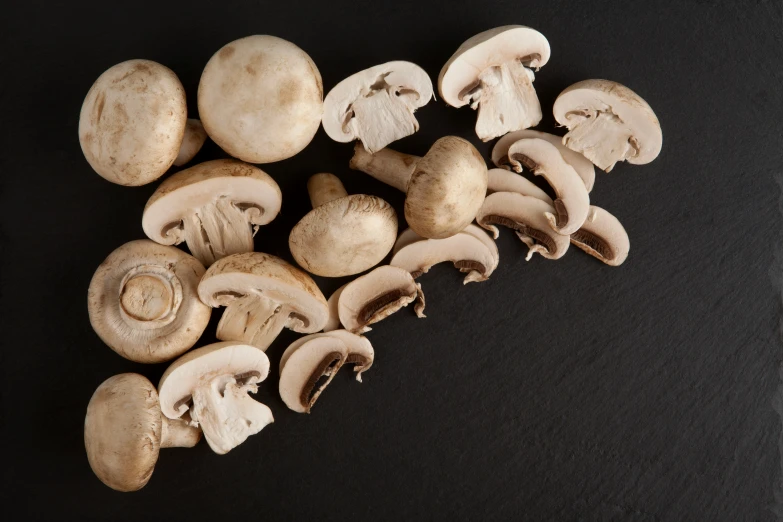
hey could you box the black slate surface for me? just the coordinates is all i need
[2,1,782,520]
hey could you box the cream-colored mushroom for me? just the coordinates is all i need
[487,168,553,204]
[85,373,201,491]
[142,159,282,267]
[289,173,397,277]
[322,61,433,153]
[87,240,211,363]
[198,35,323,163]
[158,342,273,455]
[350,136,487,239]
[78,60,207,186]
[571,206,630,266]
[438,26,550,141]
[324,283,347,332]
[198,252,328,350]
[553,79,662,172]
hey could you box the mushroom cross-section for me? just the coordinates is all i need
[487,168,553,204]
[198,252,329,351]
[553,79,662,172]
[438,26,551,141]
[158,342,273,455]
[349,136,488,239]
[142,159,282,267]
[322,61,433,153]
[85,373,201,491]
[571,206,630,266]
[289,173,397,277]
[87,240,211,363]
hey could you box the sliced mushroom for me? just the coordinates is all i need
[438,26,550,141]
[476,192,570,260]
[350,136,487,239]
[289,173,397,277]
[142,159,282,267]
[553,79,662,172]
[571,206,630,266]
[78,60,207,186]
[158,342,273,455]
[198,252,328,350]
[324,283,347,332]
[85,373,201,491]
[322,61,433,153]
[87,240,211,363]
[487,168,553,204]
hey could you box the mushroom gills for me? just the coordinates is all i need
[562,109,639,172]
[216,292,293,350]
[300,351,345,412]
[571,230,614,261]
[569,205,630,266]
[358,288,416,327]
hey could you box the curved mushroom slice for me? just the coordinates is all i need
[507,138,590,235]
[438,26,551,141]
[198,252,328,351]
[476,192,570,260]
[487,168,553,204]
[158,342,273,455]
[553,79,662,172]
[571,206,630,266]
[324,283,348,332]
[323,62,433,153]
[143,159,282,267]
[492,130,595,192]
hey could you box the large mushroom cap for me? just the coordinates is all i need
[198,35,323,163]
[78,60,187,186]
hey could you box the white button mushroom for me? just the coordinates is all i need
[198,35,323,163]
[322,61,433,153]
[571,206,630,266]
[487,168,553,205]
[438,26,551,141]
[78,60,207,186]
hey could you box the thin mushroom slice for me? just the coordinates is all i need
[324,283,348,332]
[476,192,570,260]
[487,168,553,204]
[280,330,374,385]
[571,206,630,266]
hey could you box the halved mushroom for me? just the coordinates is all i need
[438,26,550,141]
[350,136,487,239]
[198,252,329,350]
[289,173,397,277]
[78,60,207,186]
[87,240,211,363]
[323,61,433,153]
[142,159,282,267]
[507,138,590,235]
[571,206,630,266]
[487,168,553,204]
[553,79,662,172]
[492,130,596,192]
[476,192,570,260]
[158,342,273,455]
[85,373,201,491]
[279,330,374,413]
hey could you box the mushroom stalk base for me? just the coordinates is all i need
[216,293,291,351]
[182,198,258,266]
[160,416,201,448]
[562,112,635,172]
[349,145,418,192]
[308,173,348,208]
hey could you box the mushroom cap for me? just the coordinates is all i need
[280,329,373,377]
[405,136,488,239]
[87,240,211,363]
[198,35,323,163]
[438,26,551,108]
[553,79,662,165]
[84,373,163,491]
[78,60,187,186]
[173,119,208,167]
[571,205,630,266]
[289,194,397,277]
[142,159,282,246]
[487,168,553,204]
[337,265,419,333]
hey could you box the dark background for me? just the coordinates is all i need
[2,1,782,520]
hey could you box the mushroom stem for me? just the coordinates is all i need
[216,292,291,351]
[307,173,348,208]
[160,416,201,448]
[173,119,208,167]
[182,198,258,266]
[562,112,635,172]
[349,143,418,192]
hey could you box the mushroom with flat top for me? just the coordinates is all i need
[571,206,630,266]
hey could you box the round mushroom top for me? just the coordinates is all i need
[78,60,187,186]
[198,35,323,163]
[84,373,162,492]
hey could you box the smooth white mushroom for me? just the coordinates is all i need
[571,206,630,266]
[487,168,553,204]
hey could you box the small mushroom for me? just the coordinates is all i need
[142,159,282,267]
[487,168,553,204]
[198,252,329,350]
[322,61,433,153]
[553,79,662,172]
[349,136,488,239]
[198,35,323,163]
[476,192,570,260]
[438,26,551,141]
[87,240,211,363]
[492,130,596,192]
[507,138,590,235]
[78,60,207,186]
[85,373,201,491]
[158,342,273,455]
[279,330,374,413]
[571,206,630,266]
[289,173,397,277]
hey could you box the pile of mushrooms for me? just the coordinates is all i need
[80,27,660,491]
